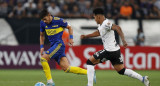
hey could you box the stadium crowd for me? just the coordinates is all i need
[0,0,160,19]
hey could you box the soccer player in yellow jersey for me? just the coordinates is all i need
[39,9,87,86]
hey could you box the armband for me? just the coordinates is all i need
[69,35,73,39]
[40,45,44,49]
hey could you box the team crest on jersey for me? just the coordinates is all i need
[47,51,49,53]
[45,26,48,28]
[63,20,66,23]
[107,22,110,25]
[54,17,60,20]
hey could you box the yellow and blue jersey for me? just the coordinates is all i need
[40,16,68,64]
[40,16,68,46]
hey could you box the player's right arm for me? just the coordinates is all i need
[40,21,45,56]
[81,30,100,39]
[40,32,45,56]
[111,24,127,48]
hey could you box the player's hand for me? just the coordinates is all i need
[69,39,74,46]
[122,40,127,48]
[40,48,44,56]
[80,35,86,39]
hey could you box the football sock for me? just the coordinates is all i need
[65,66,87,75]
[87,65,95,86]
[40,57,52,81]
[47,79,53,83]
[124,69,143,81]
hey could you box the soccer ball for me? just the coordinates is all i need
[35,82,46,86]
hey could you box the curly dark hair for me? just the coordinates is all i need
[39,9,49,19]
[93,8,104,15]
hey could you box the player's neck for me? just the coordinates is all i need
[99,18,105,25]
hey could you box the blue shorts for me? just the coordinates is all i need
[45,42,66,64]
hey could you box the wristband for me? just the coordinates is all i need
[69,35,73,39]
[40,45,44,49]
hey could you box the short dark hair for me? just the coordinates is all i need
[40,9,49,19]
[93,8,104,15]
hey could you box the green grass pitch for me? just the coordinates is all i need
[0,69,159,86]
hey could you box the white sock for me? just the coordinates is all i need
[87,65,95,86]
[124,69,143,81]
[47,79,53,83]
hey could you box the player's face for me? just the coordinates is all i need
[42,15,51,24]
[93,15,100,24]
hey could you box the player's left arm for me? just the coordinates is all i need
[60,18,74,46]
[111,24,127,48]
[66,25,74,46]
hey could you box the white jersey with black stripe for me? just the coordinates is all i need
[97,19,120,51]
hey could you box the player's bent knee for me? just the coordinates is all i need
[40,57,48,62]
[86,59,95,65]
[63,68,68,72]
[118,68,126,75]
[64,67,70,73]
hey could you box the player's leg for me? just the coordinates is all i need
[59,57,87,75]
[86,56,99,86]
[113,64,143,81]
[113,64,150,86]
[86,49,107,86]
[40,54,54,84]
[41,43,64,86]
[110,49,149,86]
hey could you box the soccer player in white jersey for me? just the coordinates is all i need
[81,8,150,86]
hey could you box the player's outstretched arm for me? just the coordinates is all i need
[40,32,45,56]
[111,24,127,48]
[81,30,100,39]
[66,25,74,46]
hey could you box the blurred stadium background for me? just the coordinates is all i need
[0,0,160,86]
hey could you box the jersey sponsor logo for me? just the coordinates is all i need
[45,27,64,36]
[52,25,58,27]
